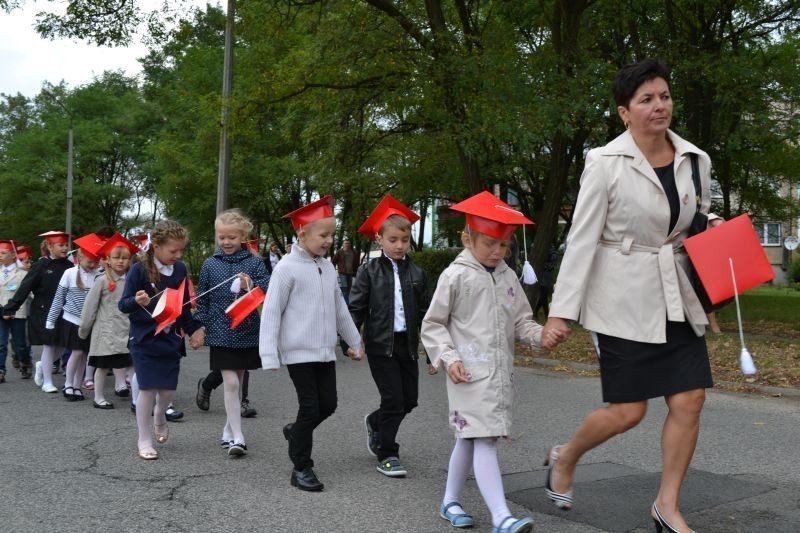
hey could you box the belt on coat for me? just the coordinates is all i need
[598,238,706,325]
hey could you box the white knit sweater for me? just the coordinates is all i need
[258,244,361,369]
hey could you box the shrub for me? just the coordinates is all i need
[411,247,461,297]
[788,254,800,284]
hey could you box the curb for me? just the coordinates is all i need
[526,357,800,399]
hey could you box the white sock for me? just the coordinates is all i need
[131,373,139,406]
[473,438,511,527]
[443,438,474,515]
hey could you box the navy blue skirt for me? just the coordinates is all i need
[130,342,182,390]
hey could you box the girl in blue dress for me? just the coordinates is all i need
[119,220,203,460]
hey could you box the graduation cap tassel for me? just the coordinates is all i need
[520,225,537,285]
[729,257,757,375]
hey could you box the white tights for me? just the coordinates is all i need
[221,369,245,444]
[443,437,511,528]
[135,388,175,451]
[93,367,128,403]
[64,349,86,390]
[39,345,63,388]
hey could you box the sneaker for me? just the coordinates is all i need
[376,456,407,478]
[196,378,211,411]
[240,400,257,418]
[34,361,43,386]
[82,379,94,390]
[41,383,58,393]
[220,439,232,449]
[364,414,379,457]
[228,442,247,457]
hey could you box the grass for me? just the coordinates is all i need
[516,286,800,391]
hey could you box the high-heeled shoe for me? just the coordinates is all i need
[154,423,169,444]
[544,445,574,510]
[651,502,696,533]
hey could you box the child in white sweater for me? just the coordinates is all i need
[259,195,363,492]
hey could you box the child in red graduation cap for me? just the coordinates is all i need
[3,232,73,392]
[421,191,542,533]
[78,233,139,409]
[45,233,104,401]
[0,240,33,381]
[346,195,430,478]
[258,195,363,492]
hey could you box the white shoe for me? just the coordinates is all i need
[34,361,43,386]
[41,383,58,393]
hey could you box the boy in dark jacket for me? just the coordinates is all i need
[348,195,430,478]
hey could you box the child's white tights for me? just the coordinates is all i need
[64,349,86,391]
[135,388,174,451]
[443,437,512,528]
[131,373,139,405]
[39,345,62,388]
[221,369,245,444]
[93,367,128,404]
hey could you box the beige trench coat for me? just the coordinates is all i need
[79,273,130,356]
[0,268,30,319]
[550,129,714,343]
[421,250,542,438]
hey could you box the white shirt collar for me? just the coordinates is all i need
[2,263,17,273]
[154,258,174,276]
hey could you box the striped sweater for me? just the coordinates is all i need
[258,244,361,369]
[46,266,101,327]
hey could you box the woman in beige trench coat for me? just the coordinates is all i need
[541,59,721,533]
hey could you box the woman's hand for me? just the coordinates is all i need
[542,317,571,349]
[447,361,470,384]
[134,290,151,306]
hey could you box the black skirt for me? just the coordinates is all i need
[88,353,132,369]
[209,346,261,371]
[594,320,713,403]
[58,320,91,352]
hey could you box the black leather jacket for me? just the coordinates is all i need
[348,254,428,359]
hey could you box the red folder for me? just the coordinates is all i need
[683,214,774,304]
[152,279,186,334]
[225,286,266,329]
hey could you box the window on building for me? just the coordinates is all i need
[754,222,781,246]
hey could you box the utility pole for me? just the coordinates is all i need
[216,0,236,215]
[42,89,74,248]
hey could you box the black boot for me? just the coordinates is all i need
[290,467,324,492]
[20,365,32,379]
[283,423,295,461]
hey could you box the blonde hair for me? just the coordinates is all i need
[104,245,132,285]
[215,209,254,237]
[379,214,412,235]
[143,220,189,285]
[75,250,90,291]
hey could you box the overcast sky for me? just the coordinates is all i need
[0,1,210,97]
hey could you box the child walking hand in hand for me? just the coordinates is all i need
[118,220,203,460]
[259,196,363,492]
[194,210,269,457]
[421,192,542,533]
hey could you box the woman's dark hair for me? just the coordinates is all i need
[613,59,670,108]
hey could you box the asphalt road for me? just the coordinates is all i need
[1,346,798,532]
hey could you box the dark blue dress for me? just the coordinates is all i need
[119,261,201,389]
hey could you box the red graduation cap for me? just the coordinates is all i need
[39,231,70,244]
[283,195,335,230]
[15,245,31,259]
[225,286,266,329]
[152,279,186,335]
[450,191,534,240]
[72,233,106,261]
[683,214,775,304]
[131,233,150,251]
[358,195,420,239]
[245,238,260,253]
[0,240,15,251]
[97,232,139,258]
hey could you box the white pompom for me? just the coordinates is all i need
[740,347,757,375]
[230,277,241,293]
[521,261,538,285]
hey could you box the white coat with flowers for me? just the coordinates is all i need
[421,250,542,439]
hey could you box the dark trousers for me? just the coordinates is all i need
[0,318,31,372]
[203,369,250,401]
[286,361,337,470]
[366,333,419,461]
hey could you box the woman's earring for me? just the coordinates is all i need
[625,121,630,129]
